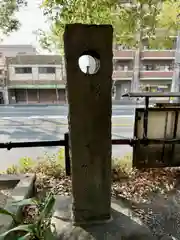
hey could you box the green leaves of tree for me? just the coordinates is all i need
[0,0,27,37]
[39,0,180,51]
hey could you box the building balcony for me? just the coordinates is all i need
[140,71,173,80]
[141,50,175,60]
[113,50,134,59]
[112,70,133,80]
[8,80,66,89]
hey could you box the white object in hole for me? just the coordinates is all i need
[78,55,100,74]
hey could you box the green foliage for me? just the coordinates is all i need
[0,207,18,223]
[147,0,180,49]
[0,0,27,38]
[37,0,116,52]
[158,0,180,31]
[6,165,19,175]
[56,147,65,166]
[38,0,180,51]
[0,193,56,240]
[18,157,36,173]
[113,152,132,168]
[5,148,65,177]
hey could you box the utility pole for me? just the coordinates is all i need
[170,30,180,103]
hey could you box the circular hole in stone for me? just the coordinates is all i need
[78,51,100,75]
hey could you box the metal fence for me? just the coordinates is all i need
[1,132,132,177]
[0,133,71,176]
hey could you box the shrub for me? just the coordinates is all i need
[5,149,133,182]
[5,148,65,177]
[0,193,56,240]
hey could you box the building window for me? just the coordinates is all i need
[143,64,173,71]
[38,67,56,74]
[15,67,32,74]
[115,65,124,71]
[124,65,128,71]
[114,61,131,71]
[144,64,154,71]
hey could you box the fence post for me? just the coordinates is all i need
[64,24,113,223]
[64,132,71,176]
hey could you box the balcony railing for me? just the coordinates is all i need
[113,50,134,59]
[140,71,173,79]
[112,70,133,80]
[141,50,175,60]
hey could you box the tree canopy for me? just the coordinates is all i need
[0,0,27,38]
[39,0,180,52]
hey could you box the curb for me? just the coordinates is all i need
[55,123,133,127]
[0,173,36,234]
[0,115,134,120]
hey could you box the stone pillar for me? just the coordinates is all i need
[64,24,113,223]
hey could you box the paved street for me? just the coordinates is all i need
[0,105,135,170]
[0,104,137,117]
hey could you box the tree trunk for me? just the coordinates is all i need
[132,46,141,92]
[171,30,180,103]
[131,3,143,93]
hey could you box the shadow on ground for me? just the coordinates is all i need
[114,183,180,240]
[53,196,155,240]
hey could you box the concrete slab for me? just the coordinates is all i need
[0,173,36,233]
[51,196,156,240]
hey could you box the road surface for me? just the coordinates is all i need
[0,104,137,117]
[0,105,135,170]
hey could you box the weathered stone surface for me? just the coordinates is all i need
[64,24,113,223]
[0,173,36,233]
[52,196,155,240]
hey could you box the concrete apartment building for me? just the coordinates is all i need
[113,47,176,100]
[0,45,65,104]
[0,43,177,104]
[6,55,65,104]
[0,45,37,104]
[5,48,178,104]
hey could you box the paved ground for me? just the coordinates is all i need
[0,105,135,171]
[0,104,136,117]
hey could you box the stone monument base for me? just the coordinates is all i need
[51,196,155,240]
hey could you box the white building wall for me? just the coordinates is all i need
[56,67,63,80]
[38,73,55,81]
[8,64,63,82]
[0,56,5,66]
[32,66,38,81]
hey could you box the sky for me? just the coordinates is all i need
[2,0,48,52]
[1,0,95,68]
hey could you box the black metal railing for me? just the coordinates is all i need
[1,132,136,177]
[6,131,180,176]
[1,133,71,177]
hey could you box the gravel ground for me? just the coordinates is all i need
[130,189,180,239]
[112,168,180,240]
